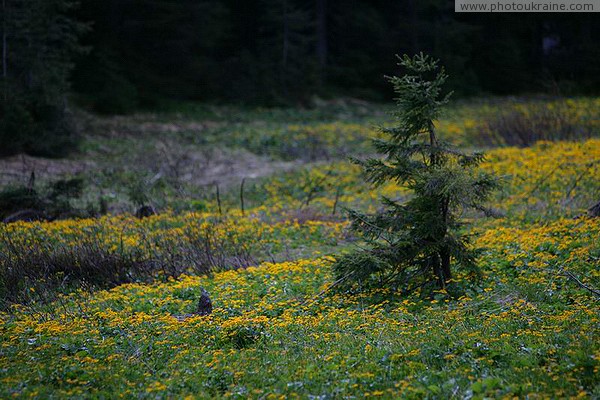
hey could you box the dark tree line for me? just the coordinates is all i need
[1,0,599,156]
[1,0,86,157]
[71,0,600,112]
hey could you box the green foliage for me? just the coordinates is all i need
[0,0,86,157]
[124,176,151,208]
[334,54,498,292]
[0,186,42,217]
[0,210,341,305]
[476,100,598,146]
[223,324,266,349]
[1,241,598,397]
[0,177,86,221]
[73,0,231,109]
[64,1,600,108]
[75,48,140,114]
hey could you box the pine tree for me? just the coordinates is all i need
[333,53,497,293]
[0,0,86,157]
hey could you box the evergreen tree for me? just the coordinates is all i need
[73,0,229,112]
[0,0,86,157]
[333,54,497,292]
[222,0,316,104]
[65,1,600,105]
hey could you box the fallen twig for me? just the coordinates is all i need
[563,270,600,299]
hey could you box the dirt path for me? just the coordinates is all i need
[0,111,300,189]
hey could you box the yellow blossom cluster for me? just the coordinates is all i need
[1,103,599,397]
[1,210,598,397]
[0,210,346,267]
[258,139,600,220]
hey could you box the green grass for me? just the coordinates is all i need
[1,232,598,398]
[1,97,599,398]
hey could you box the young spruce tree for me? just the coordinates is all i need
[333,54,497,292]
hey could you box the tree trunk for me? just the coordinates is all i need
[432,254,444,288]
[432,249,452,288]
[428,122,437,166]
[281,0,289,97]
[440,246,452,284]
[2,0,7,101]
[316,0,327,86]
[437,196,452,287]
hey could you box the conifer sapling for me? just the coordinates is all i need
[333,53,497,292]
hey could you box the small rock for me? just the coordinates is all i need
[135,205,156,219]
[197,289,213,316]
[173,289,213,322]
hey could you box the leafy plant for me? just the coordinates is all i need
[0,177,86,222]
[476,100,597,146]
[333,54,498,292]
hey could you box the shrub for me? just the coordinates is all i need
[476,100,597,146]
[0,177,86,222]
[0,238,152,307]
[0,216,258,307]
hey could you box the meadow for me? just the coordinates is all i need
[1,97,599,398]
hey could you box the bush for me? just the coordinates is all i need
[0,216,257,307]
[476,100,597,146]
[0,187,43,219]
[0,177,86,222]
[74,49,140,115]
[0,75,80,160]
[0,238,152,307]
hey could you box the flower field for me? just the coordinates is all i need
[1,99,600,398]
[1,216,599,398]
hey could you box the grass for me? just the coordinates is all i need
[0,96,599,398]
[1,218,598,397]
[0,211,345,306]
[3,96,598,216]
